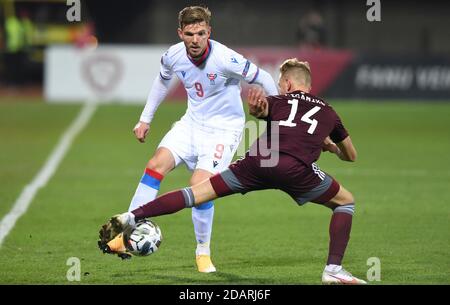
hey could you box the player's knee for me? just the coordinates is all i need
[146,158,158,170]
[333,188,355,206]
[189,176,201,186]
[345,191,355,205]
[146,158,167,175]
[190,173,211,186]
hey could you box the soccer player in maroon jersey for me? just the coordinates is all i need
[99,58,366,284]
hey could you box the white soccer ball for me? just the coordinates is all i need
[124,219,162,256]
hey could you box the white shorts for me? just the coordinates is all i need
[158,118,243,174]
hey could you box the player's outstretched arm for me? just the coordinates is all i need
[252,68,279,96]
[322,136,357,162]
[247,87,269,119]
[336,136,357,162]
[135,75,171,143]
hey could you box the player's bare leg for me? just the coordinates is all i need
[320,185,366,284]
[190,178,218,203]
[190,169,216,273]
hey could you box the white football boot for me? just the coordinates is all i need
[322,265,367,285]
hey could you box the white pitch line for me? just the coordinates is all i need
[0,102,97,247]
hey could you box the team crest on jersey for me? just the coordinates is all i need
[207,73,217,85]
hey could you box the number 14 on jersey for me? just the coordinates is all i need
[279,99,321,134]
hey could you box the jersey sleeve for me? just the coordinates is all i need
[224,49,260,84]
[329,114,349,143]
[159,49,174,81]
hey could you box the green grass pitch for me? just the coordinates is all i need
[0,100,449,284]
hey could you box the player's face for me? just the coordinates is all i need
[178,22,211,58]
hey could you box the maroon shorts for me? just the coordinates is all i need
[210,153,340,205]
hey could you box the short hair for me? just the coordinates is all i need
[279,58,312,88]
[178,6,211,29]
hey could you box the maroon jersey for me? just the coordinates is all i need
[253,90,348,166]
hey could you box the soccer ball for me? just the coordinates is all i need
[124,219,162,256]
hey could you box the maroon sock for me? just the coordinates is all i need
[327,212,353,265]
[131,190,187,220]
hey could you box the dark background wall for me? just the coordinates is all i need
[86,0,450,54]
[2,0,449,87]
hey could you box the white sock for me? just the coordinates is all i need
[196,242,211,257]
[192,203,214,256]
[128,183,159,212]
[128,169,163,212]
[123,212,136,227]
[325,264,342,273]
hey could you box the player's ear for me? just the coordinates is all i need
[177,28,183,40]
[207,26,211,37]
[287,79,292,92]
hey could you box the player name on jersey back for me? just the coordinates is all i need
[287,92,327,107]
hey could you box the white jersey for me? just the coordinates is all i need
[159,39,261,131]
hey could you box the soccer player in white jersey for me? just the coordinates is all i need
[101,6,278,272]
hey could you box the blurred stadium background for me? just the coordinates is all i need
[0,0,449,284]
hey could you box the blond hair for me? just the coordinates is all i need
[279,58,312,88]
[178,6,211,29]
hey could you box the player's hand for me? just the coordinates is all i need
[322,137,339,154]
[247,87,268,118]
[133,121,150,143]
